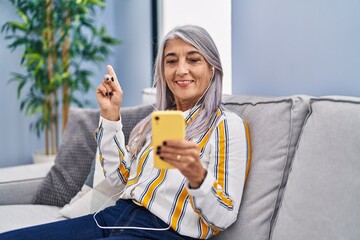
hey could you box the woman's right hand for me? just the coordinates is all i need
[96,65,123,121]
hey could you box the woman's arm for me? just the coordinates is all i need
[187,112,248,230]
[95,65,130,187]
[95,116,131,187]
[158,111,248,230]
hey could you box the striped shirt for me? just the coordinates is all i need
[96,106,249,239]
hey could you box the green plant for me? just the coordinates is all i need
[2,0,120,155]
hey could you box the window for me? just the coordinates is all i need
[158,0,232,94]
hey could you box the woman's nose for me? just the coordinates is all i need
[176,61,189,75]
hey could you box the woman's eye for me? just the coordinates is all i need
[188,58,200,63]
[166,59,177,64]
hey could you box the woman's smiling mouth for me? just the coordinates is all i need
[175,80,193,87]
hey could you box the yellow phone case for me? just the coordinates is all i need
[151,111,185,169]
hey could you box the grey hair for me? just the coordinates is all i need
[128,25,223,157]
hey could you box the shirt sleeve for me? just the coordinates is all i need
[95,115,131,187]
[186,112,249,231]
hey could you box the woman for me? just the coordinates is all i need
[0,25,248,240]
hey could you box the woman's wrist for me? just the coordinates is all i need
[188,169,207,189]
[101,109,120,121]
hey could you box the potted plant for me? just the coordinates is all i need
[2,0,120,163]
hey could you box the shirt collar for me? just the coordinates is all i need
[183,104,202,125]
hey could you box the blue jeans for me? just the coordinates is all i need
[0,199,197,240]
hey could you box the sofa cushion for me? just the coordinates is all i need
[0,204,64,233]
[0,163,53,205]
[271,96,360,240]
[212,95,310,240]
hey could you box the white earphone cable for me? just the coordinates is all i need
[93,189,171,231]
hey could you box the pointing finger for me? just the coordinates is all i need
[106,64,122,92]
[107,65,117,78]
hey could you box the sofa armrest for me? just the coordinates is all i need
[0,163,53,205]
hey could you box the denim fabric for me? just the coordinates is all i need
[0,199,196,240]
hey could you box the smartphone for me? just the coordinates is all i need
[151,111,185,169]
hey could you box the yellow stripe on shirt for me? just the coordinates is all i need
[243,119,252,182]
[212,119,233,210]
[189,196,211,238]
[99,154,105,174]
[169,185,189,232]
[216,119,227,190]
[197,109,222,150]
[212,181,233,208]
[186,105,202,125]
[141,169,167,208]
[126,144,152,186]
[117,149,130,183]
[189,196,223,237]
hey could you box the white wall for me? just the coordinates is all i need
[160,0,232,94]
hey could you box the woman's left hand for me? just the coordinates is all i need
[157,140,207,189]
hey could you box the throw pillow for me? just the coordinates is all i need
[32,108,100,207]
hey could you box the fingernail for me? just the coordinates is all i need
[109,92,113,96]
[157,146,161,151]
[156,151,160,155]
[105,92,108,96]
[106,77,110,81]
[162,141,167,146]
[111,77,114,82]
[160,156,164,160]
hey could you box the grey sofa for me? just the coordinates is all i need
[0,94,359,240]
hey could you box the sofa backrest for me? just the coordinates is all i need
[271,96,360,240]
[211,95,310,240]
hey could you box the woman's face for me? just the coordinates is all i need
[163,37,213,111]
